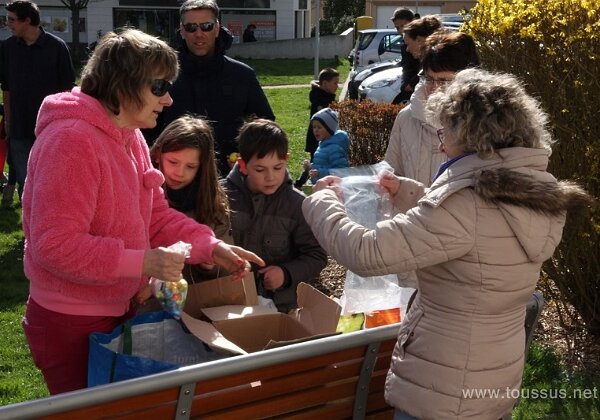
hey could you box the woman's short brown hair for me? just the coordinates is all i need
[80,28,179,115]
[421,31,480,73]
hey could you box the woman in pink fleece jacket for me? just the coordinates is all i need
[21,29,263,395]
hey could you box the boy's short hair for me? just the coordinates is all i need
[318,68,339,84]
[237,119,288,161]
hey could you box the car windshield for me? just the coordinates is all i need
[358,33,376,50]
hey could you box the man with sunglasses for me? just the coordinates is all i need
[144,0,274,176]
[1,0,75,202]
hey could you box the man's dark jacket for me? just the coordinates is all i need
[144,28,274,174]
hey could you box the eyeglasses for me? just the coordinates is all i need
[437,128,445,144]
[182,21,216,33]
[150,79,173,97]
[420,75,454,87]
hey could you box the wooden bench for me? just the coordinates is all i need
[0,323,400,420]
[0,292,543,419]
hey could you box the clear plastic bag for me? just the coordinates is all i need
[331,163,414,317]
[149,241,192,319]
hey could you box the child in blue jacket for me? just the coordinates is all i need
[309,108,349,184]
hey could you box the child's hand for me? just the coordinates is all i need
[134,284,152,304]
[259,265,285,290]
[212,242,265,281]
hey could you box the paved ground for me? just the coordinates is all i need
[263,78,350,101]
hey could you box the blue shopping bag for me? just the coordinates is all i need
[88,311,228,387]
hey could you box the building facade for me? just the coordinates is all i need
[0,0,312,47]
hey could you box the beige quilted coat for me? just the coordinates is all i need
[384,83,446,187]
[303,147,586,419]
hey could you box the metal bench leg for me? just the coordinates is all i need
[353,341,381,419]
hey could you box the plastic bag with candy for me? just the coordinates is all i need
[149,241,192,319]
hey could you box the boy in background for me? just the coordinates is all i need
[309,108,349,184]
[223,119,327,312]
[296,68,340,189]
[305,67,339,159]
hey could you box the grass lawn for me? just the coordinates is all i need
[239,58,351,86]
[1,58,599,419]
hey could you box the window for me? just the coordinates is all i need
[383,34,403,54]
[219,0,270,8]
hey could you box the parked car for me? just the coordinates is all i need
[351,29,403,72]
[347,58,401,100]
[357,17,471,103]
[357,66,404,104]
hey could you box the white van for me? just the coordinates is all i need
[351,29,403,72]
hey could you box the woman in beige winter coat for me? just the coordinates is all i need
[385,31,480,186]
[302,68,590,419]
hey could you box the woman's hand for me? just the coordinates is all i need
[259,265,285,290]
[312,175,343,199]
[212,242,265,281]
[142,247,186,282]
[378,170,401,197]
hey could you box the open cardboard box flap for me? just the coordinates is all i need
[182,278,341,355]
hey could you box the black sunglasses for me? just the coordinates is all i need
[150,79,173,97]
[182,21,216,33]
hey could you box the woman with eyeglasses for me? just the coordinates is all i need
[385,30,480,186]
[20,28,264,395]
[304,68,590,420]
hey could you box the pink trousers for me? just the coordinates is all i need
[22,298,132,395]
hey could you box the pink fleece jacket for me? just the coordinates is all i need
[22,88,220,316]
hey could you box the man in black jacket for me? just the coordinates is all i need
[391,7,420,104]
[144,0,274,176]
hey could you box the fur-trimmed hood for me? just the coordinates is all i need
[423,147,591,261]
[475,167,590,216]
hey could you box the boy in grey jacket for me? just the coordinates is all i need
[223,119,327,312]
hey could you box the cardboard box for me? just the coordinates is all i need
[181,274,341,355]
